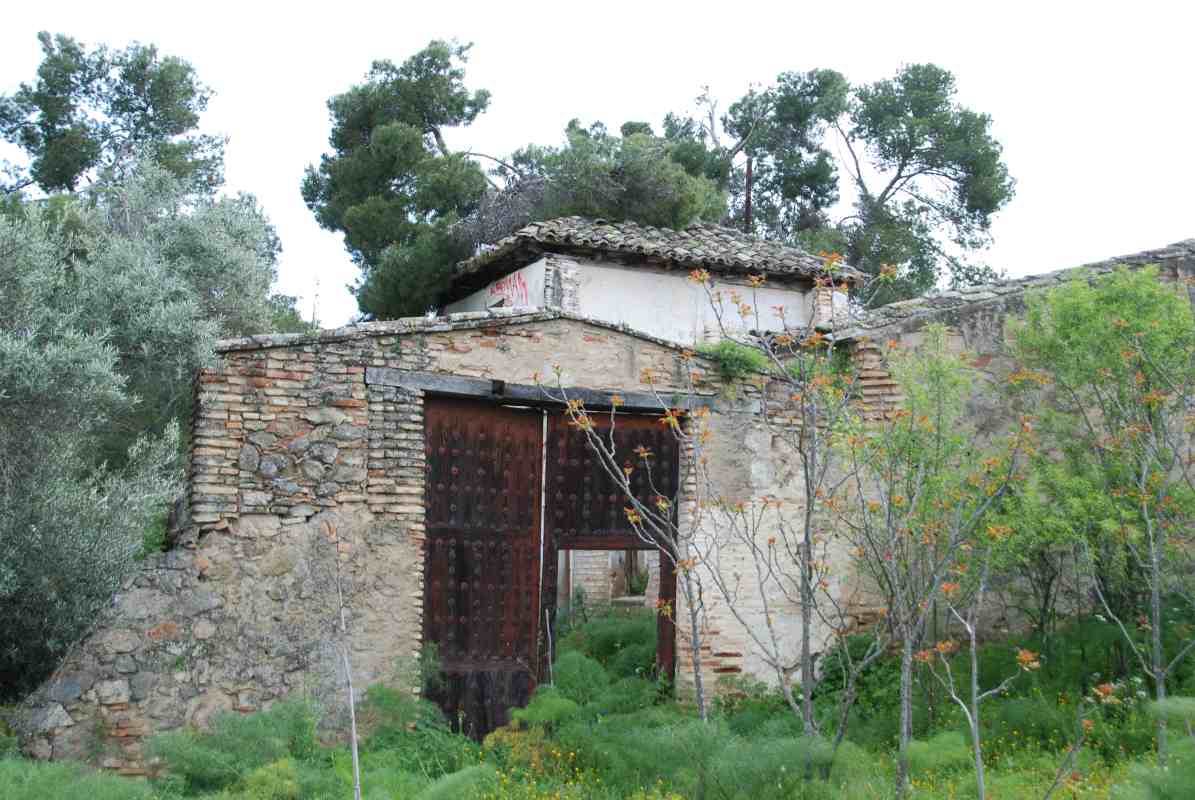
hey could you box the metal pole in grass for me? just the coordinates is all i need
[545,608,555,686]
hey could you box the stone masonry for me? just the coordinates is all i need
[21,309,797,771]
[846,240,1195,419]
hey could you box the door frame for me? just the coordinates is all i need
[420,393,681,706]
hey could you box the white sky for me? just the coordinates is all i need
[3,1,1192,326]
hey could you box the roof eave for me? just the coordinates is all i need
[448,237,861,303]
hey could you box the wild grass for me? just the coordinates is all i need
[5,609,1195,798]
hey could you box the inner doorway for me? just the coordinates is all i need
[542,410,678,684]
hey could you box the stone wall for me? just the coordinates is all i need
[24,309,797,770]
[569,551,616,605]
[848,240,1195,419]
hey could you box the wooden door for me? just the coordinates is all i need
[422,398,544,738]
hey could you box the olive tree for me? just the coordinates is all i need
[0,208,180,696]
[0,158,291,695]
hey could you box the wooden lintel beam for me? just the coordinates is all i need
[365,367,717,413]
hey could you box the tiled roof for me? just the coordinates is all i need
[452,217,864,288]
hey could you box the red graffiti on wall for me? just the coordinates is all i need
[488,271,531,306]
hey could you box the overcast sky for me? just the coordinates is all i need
[3,2,1192,326]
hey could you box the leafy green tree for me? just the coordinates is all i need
[680,64,1014,303]
[352,220,473,322]
[839,326,1021,798]
[301,40,491,318]
[0,155,299,695]
[0,205,182,697]
[268,293,317,334]
[305,43,728,320]
[1009,268,1195,765]
[509,120,725,229]
[986,460,1101,647]
[717,72,846,238]
[0,31,224,194]
[18,160,290,462]
[837,64,1013,302]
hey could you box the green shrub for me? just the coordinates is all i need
[554,652,611,706]
[136,513,170,560]
[359,764,428,800]
[513,687,581,729]
[696,339,770,383]
[984,696,1071,750]
[607,641,656,681]
[1147,696,1195,727]
[627,568,649,596]
[1113,738,1195,799]
[236,758,302,800]
[715,675,794,736]
[907,731,972,777]
[815,634,901,720]
[1086,706,1157,764]
[356,684,478,774]
[707,734,835,798]
[558,608,656,678]
[590,677,660,716]
[358,684,445,734]
[357,686,478,779]
[0,758,154,800]
[551,714,721,796]
[147,698,320,794]
[824,740,885,787]
[415,765,499,800]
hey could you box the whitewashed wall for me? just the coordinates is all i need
[572,260,812,343]
[445,258,548,313]
[447,254,825,344]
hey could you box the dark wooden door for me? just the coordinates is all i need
[422,398,544,738]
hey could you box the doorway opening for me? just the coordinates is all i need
[421,396,679,737]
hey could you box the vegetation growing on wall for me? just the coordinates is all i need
[695,339,771,382]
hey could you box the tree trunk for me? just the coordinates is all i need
[897,634,914,799]
[341,647,363,800]
[969,628,987,800]
[800,529,816,734]
[1151,532,1168,766]
[682,569,708,722]
[334,549,363,800]
[743,156,754,234]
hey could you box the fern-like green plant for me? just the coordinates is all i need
[696,339,770,382]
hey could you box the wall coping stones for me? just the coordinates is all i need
[838,239,1195,340]
[215,308,720,358]
[216,240,1195,359]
